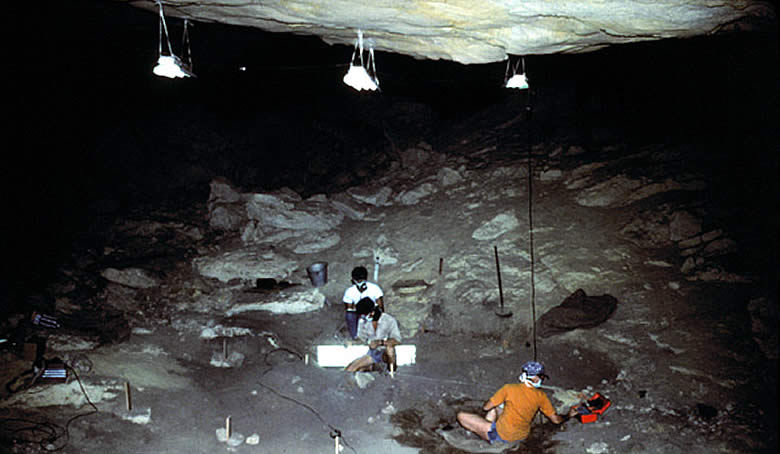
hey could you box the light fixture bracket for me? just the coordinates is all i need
[153,2,195,78]
[343,30,380,91]
[504,57,529,90]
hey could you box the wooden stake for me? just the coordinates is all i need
[389,363,395,379]
[334,434,339,454]
[226,415,232,441]
[439,257,443,275]
[124,381,132,412]
[223,338,228,359]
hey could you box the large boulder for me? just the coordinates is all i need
[193,247,299,283]
[245,192,345,231]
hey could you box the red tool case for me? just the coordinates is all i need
[572,393,611,423]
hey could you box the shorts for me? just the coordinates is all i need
[368,347,385,364]
[487,422,510,444]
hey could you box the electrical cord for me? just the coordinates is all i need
[0,364,98,452]
[526,91,538,362]
[257,348,357,454]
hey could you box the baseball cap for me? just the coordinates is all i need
[521,361,547,378]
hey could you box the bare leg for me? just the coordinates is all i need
[456,411,491,441]
[345,355,374,372]
[385,344,397,370]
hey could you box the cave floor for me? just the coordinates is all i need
[1,111,777,454]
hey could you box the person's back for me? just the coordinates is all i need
[490,383,555,441]
[356,310,401,343]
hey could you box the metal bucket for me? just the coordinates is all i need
[306,262,328,287]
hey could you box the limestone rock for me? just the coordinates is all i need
[207,178,247,231]
[540,169,563,181]
[680,257,697,274]
[291,231,341,254]
[101,267,159,289]
[575,175,644,207]
[209,204,246,231]
[199,324,253,339]
[347,185,393,206]
[747,297,778,360]
[330,192,371,220]
[394,182,436,205]
[575,175,684,207]
[354,372,375,389]
[701,229,723,243]
[246,192,344,231]
[669,210,702,241]
[472,212,519,240]
[437,167,464,187]
[193,247,298,283]
[130,1,775,64]
[701,237,737,257]
[208,177,242,204]
[226,288,326,315]
[400,146,432,169]
[210,351,245,368]
[216,427,245,446]
[620,210,672,248]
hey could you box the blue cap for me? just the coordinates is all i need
[522,361,545,377]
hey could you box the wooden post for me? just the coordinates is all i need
[223,338,228,360]
[389,363,395,379]
[334,434,339,454]
[124,382,132,411]
[226,415,232,441]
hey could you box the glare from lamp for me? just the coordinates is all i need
[505,73,529,90]
[343,65,379,91]
[153,55,194,79]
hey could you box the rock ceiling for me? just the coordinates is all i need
[125,0,776,64]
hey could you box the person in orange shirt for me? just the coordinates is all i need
[457,361,577,444]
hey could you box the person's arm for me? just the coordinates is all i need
[355,318,369,343]
[375,296,384,311]
[369,337,399,349]
[548,406,578,424]
[482,387,504,412]
[482,399,498,412]
[343,289,356,310]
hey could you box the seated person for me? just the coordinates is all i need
[456,361,577,444]
[345,297,401,372]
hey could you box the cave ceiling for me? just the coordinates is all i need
[124,0,776,64]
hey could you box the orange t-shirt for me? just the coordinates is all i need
[487,383,556,441]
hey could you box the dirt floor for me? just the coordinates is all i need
[1,130,777,454]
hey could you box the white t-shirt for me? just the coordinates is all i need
[342,281,384,311]
[356,312,402,343]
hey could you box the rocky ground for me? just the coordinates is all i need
[1,80,778,454]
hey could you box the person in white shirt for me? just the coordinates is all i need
[345,297,401,372]
[342,266,384,339]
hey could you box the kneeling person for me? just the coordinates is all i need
[345,298,401,372]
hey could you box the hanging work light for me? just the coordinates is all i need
[343,30,379,91]
[504,57,529,90]
[153,2,195,78]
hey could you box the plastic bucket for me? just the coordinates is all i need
[306,262,328,287]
